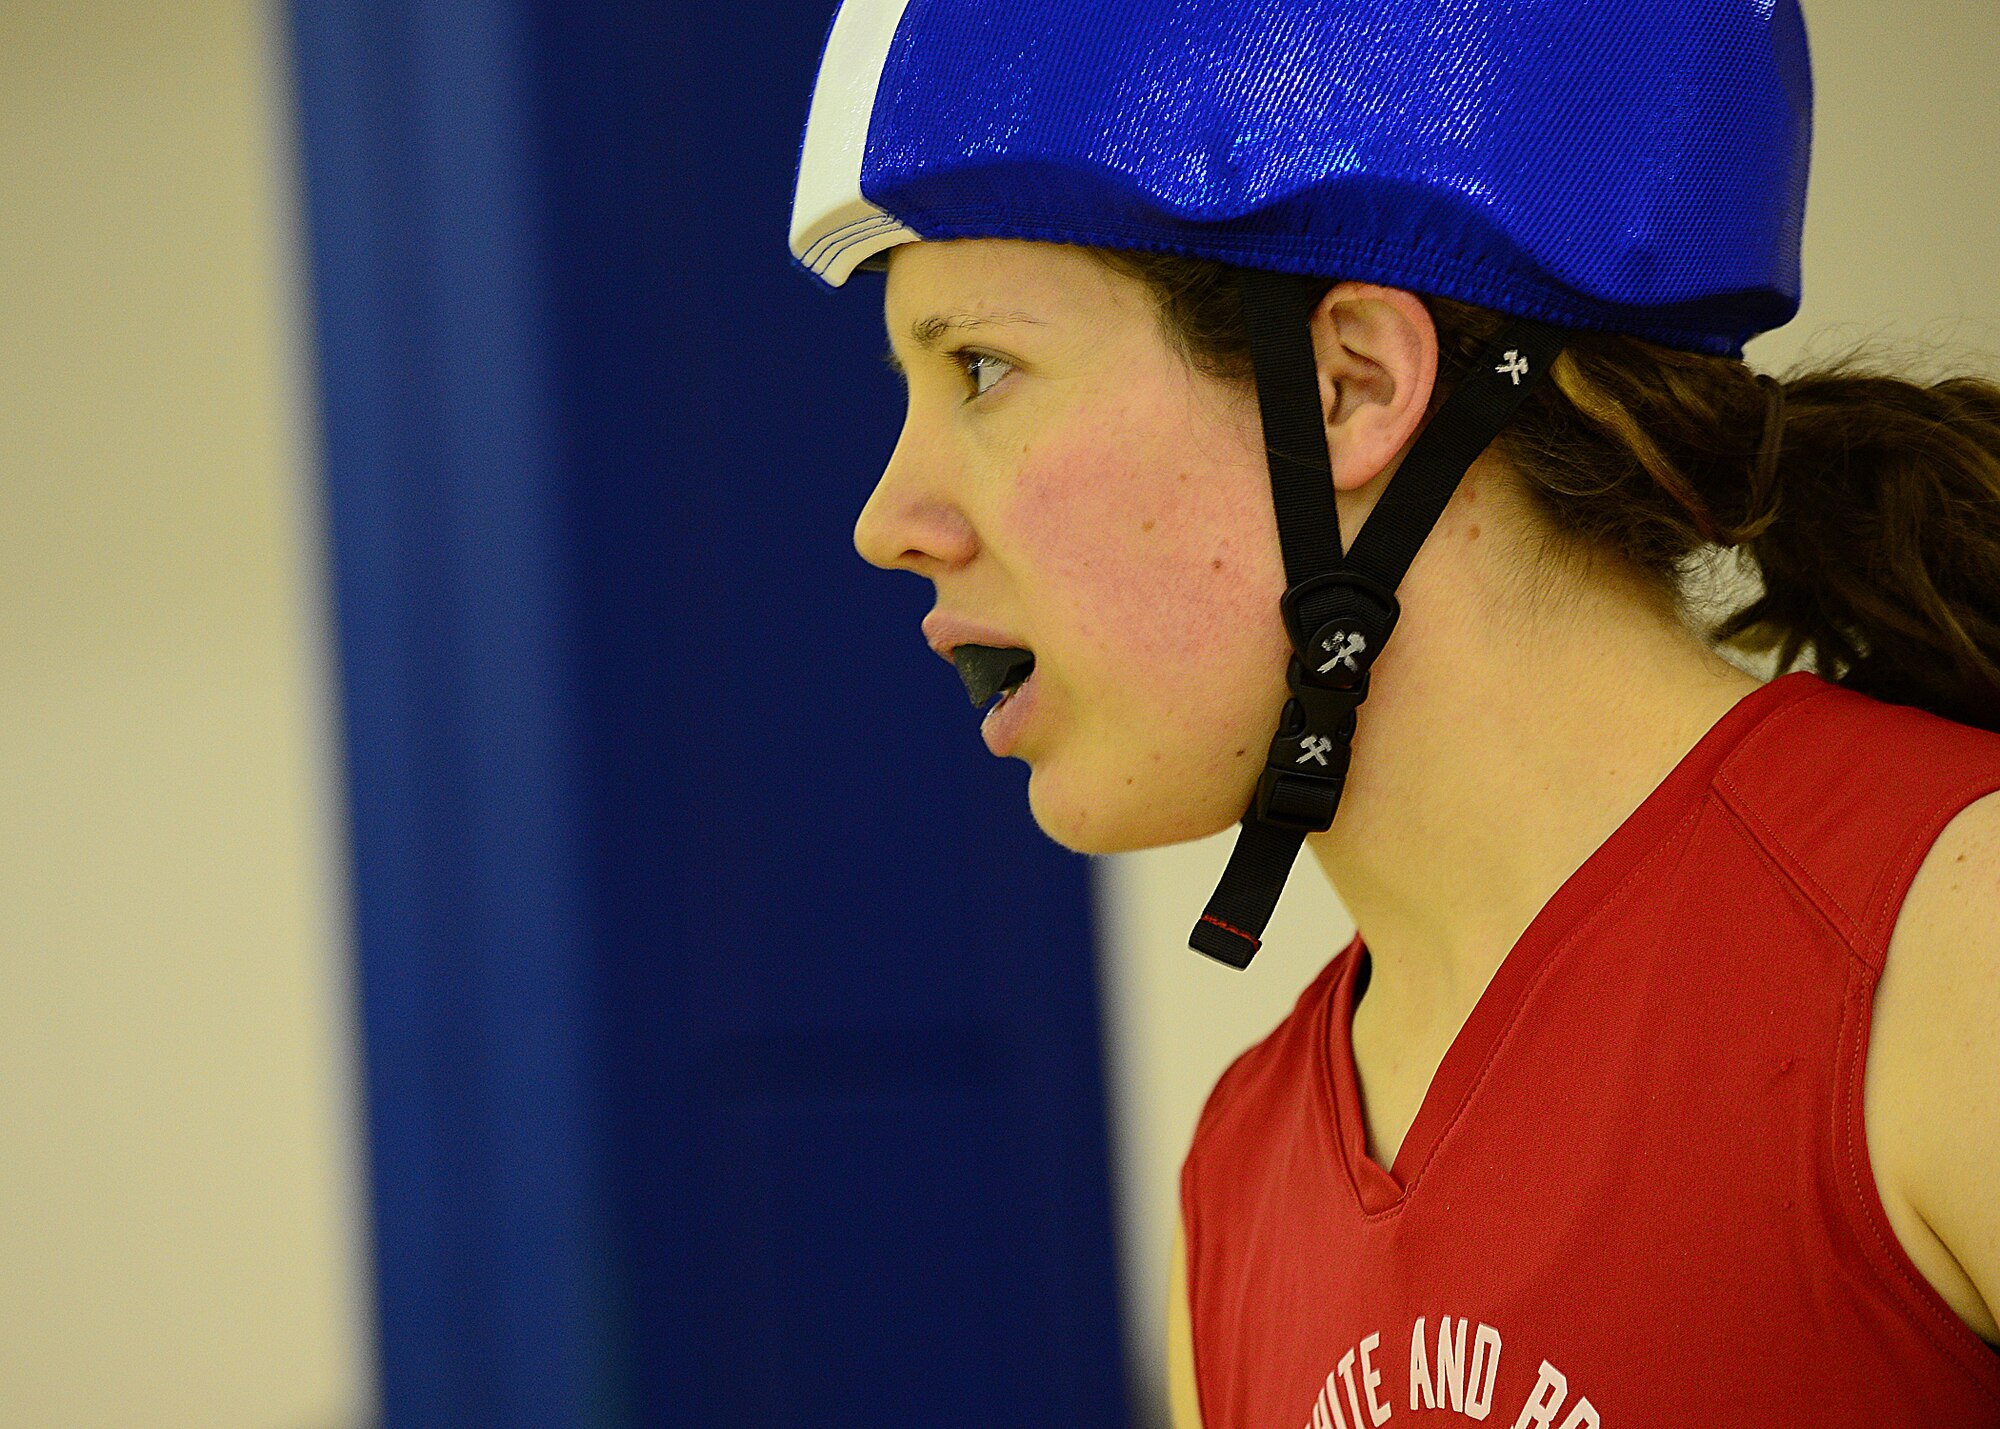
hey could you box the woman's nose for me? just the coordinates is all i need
[852,426,977,575]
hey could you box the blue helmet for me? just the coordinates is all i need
[790,0,1815,966]
[790,0,1812,357]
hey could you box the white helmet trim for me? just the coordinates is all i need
[790,0,924,285]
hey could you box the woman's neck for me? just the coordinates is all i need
[1304,494,1764,1045]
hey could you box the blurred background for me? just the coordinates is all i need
[0,1,1995,1425]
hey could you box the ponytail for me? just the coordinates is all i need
[1501,325,2000,732]
[1721,366,2000,729]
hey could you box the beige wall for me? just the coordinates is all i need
[0,2,373,1426]
[1098,3,2000,1422]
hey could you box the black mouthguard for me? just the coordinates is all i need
[951,645,1036,707]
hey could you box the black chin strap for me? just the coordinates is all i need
[1188,270,1567,969]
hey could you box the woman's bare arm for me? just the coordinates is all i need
[1169,1213,1206,1429]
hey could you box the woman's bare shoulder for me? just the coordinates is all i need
[1869,786,2000,1345]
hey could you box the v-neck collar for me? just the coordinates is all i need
[1316,670,1826,1217]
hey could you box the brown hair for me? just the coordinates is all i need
[1091,247,2000,732]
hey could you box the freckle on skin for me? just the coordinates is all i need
[1468,524,1480,541]
[1212,559,1224,571]
[1142,520,1155,533]
[1235,748,1246,757]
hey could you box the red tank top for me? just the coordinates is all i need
[1182,671,2000,1428]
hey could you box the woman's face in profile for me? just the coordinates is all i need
[861,238,1293,854]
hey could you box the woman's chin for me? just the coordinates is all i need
[1025,761,1248,856]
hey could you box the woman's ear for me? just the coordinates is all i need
[1308,282,1439,495]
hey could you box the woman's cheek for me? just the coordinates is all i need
[1006,397,1289,840]
[1033,524,1284,760]
[1021,465,1259,652]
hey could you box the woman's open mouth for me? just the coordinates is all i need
[949,643,1039,756]
[950,644,1036,707]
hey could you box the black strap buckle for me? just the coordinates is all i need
[1254,657,1371,831]
[1252,571,1398,833]
[1278,570,1401,676]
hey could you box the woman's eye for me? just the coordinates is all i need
[955,350,1013,401]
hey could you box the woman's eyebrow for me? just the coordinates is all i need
[908,310,1042,347]
[883,310,1045,377]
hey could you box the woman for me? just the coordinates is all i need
[790,1,2000,1423]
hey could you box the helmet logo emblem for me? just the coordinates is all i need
[1495,350,1530,385]
[1317,630,1367,675]
[1297,735,1334,766]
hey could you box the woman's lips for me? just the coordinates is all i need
[980,665,1040,757]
